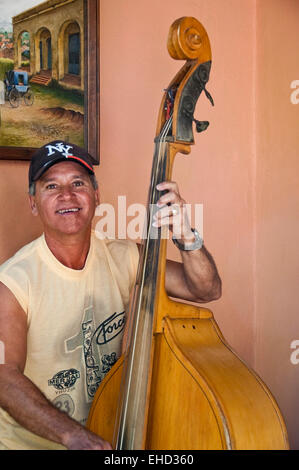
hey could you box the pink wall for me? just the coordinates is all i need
[98,0,257,366]
[0,0,298,449]
[255,0,299,450]
[0,161,42,261]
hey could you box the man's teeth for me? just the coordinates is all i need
[58,208,80,214]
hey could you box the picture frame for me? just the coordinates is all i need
[0,0,100,165]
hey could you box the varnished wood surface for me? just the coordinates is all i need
[87,308,289,449]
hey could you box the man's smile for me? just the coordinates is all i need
[56,208,82,215]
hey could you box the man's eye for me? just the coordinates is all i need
[46,184,57,190]
[73,180,84,187]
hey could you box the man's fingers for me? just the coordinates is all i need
[156,181,181,207]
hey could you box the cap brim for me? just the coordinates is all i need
[32,156,94,182]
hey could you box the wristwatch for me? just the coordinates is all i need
[172,228,203,251]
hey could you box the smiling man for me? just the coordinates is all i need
[0,140,221,450]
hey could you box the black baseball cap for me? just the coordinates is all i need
[29,140,95,187]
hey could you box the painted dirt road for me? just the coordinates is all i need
[0,83,84,149]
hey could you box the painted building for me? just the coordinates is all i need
[12,0,84,90]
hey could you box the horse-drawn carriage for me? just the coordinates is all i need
[4,70,34,108]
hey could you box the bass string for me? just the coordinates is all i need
[141,114,173,285]
[148,114,173,238]
[117,115,173,449]
[131,113,173,350]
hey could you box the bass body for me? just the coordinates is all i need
[87,303,288,450]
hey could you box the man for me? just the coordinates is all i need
[0,141,221,450]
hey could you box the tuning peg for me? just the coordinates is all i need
[193,119,209,133]
[203,87,214,106]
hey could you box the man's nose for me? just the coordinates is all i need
[58,185,75,198]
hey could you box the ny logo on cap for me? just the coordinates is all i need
[46,142,74,158]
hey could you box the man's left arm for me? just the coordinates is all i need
[153,181,222,303]
[164,245,221,303]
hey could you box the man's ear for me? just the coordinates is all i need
[29,195,38,216]
[95,188,100,206]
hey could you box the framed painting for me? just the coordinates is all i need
[0,0,100,164]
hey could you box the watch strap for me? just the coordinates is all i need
[172,228,203,251]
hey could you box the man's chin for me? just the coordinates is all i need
[48,223,92,239]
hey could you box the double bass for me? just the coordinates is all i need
[87,17,289,450]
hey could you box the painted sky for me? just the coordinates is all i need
[0,0,45,31]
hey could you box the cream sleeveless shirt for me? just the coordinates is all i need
[0,232,139,450]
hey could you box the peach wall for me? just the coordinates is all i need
[0,161,42,262]
[255,0,299,450]
[98,0,256,366]
[0,0,298,449]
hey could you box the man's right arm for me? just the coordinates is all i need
[0,282,111,450]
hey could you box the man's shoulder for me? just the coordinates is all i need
[0,236,42,274]
[102,238,138,252]
[92,232,139,266]
[93,231,137,252]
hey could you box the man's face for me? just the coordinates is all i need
[29,161,99,239]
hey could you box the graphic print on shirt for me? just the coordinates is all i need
[65,306,125,401]
[48,368,80,390]
[52,394,75,417]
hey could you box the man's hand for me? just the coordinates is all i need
[153,181,195,245]
[152,181,222,303]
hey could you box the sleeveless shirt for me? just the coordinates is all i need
[0,232,139,450]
